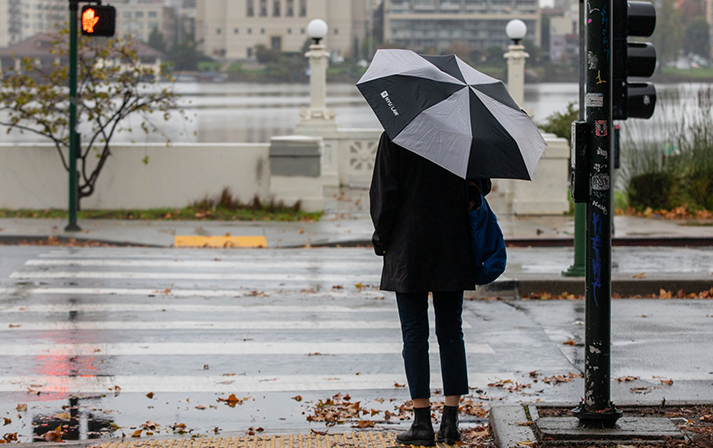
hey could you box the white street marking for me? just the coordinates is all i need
[26,259,378,270]
[0,341,494,356]
[0,373,514,393]
[0,287,384,299]
[11,271,381,281]
[0,303,393,314]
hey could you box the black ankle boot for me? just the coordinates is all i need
[436,405,461,444]
[396,406,435,446]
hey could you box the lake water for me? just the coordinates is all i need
[0,82,709,144]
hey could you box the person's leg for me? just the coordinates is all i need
[395,291,435,446]
[396,291,432,404]
[433,290,468,443]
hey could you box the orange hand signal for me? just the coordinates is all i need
[82,8,100,33]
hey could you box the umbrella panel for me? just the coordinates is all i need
[356,75,464,137]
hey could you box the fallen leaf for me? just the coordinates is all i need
[632,272,646,279]
[311,429,328,435]
[616,376,639,382]
[15,404,27,412]
[42,426,62,442]
[131,430,142,438]
[2,418,10,426]
[217,393,243,407]
[2,433,18,443]
[146,392,154,399]
[353,420,375,428]
[394,382,405,388]
[195,405,206,410]
[630,386,653,394]
[660,378,674,385]
[7,324,20,329]
[141,421,160,431]
[562,340,576,346]
[292,395,303,402]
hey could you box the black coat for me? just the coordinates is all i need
[369,133,491,293]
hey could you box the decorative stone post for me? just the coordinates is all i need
[503,19,529,108]
[295,18,340,187]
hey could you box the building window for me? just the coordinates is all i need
[287,28,292,34]
[247,0,254,16]
[273,0,280,16]
[260,28,265,34]
[286,0,294,16]
[248,28,252,34]
[334,28,338,34]
[135,11,144,18]
[148,11,157,18]
[301,28,305,34]
[217,27,221,34]
[259,0,267,16]
[247,47,253,57]
[123,11,131,18]
[299,0,306,16]
[234,28,239,34]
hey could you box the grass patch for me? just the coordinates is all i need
[0,189,323,222]
[660,66,713,79]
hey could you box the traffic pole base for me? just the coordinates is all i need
[572,403,623,428]
[65,223,82,232]
[561,264,586,277]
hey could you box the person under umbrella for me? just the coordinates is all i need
[360,50,546,446]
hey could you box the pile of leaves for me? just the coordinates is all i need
[0,236,117,247]
[522,288,713,301]
[305,393,383,428]
[616,205,713,221]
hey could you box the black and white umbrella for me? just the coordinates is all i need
[356,49,546,180]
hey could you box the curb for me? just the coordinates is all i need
[0,235,162,248]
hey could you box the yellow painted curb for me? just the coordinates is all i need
[97,431,457,448]
[174,235,268,248]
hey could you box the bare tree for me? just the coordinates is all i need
[0,28,187,207]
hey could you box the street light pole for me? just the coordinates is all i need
[504,19,529,108]
[66,0,81,232]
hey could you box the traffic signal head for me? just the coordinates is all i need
[613,1,657,120]
[81,5,116,37]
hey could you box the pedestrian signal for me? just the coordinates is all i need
[81,5,116,37]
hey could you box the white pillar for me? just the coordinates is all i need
[504,44,529,108]
[300,43,336,122]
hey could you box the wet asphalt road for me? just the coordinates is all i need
[0,246,712,442]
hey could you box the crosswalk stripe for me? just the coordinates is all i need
[0,373,515,393]
[10,271,382,281]
[26,259,379,269]
[0,303,393,313]
[38,250,377,260]
[0,287,384,298]
[0,342,494,356]
[0,319,472,330]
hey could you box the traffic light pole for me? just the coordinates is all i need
[572,0,622,427]
[66,0,81,232]
[563,0,588,278]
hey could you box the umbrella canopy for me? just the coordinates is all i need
[356,49,546,180]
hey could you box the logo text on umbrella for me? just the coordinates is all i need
[380,91,400,116]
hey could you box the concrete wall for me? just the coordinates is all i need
[0,143,270,210]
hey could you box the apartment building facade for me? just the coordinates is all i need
[0,0,63,47]
[196,0,367,60]
[384,0,540,53]
[113,0,177,46]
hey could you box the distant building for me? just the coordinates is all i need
[195,0,367,60]
[112,0,177,45]
[0,33,165,75]
[543,5,577,62]
[0,0,64,47]
[705,0,713,58]
[383,0,541,53]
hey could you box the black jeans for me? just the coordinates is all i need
[395,291,469,400]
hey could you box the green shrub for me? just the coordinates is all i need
[627,171,681,210]
[539,102,578,144]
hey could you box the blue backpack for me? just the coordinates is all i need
[468,189,507,285]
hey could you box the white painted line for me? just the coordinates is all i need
[26,259,379,270]
[0,341,494,356]
[38,251,376,260]
[0,287,384,299]
[0,319,472,331]
[11,271,381,282]
[0,303,393,314]
[0,373,515,393]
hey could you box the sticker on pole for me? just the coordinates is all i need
[595,120,608,137]
[586,93,604,108]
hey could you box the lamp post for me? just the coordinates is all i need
[300,19,335,123]
[503,19,529,108]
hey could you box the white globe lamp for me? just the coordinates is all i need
[505,19,527,45]
[307,19,328,45]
